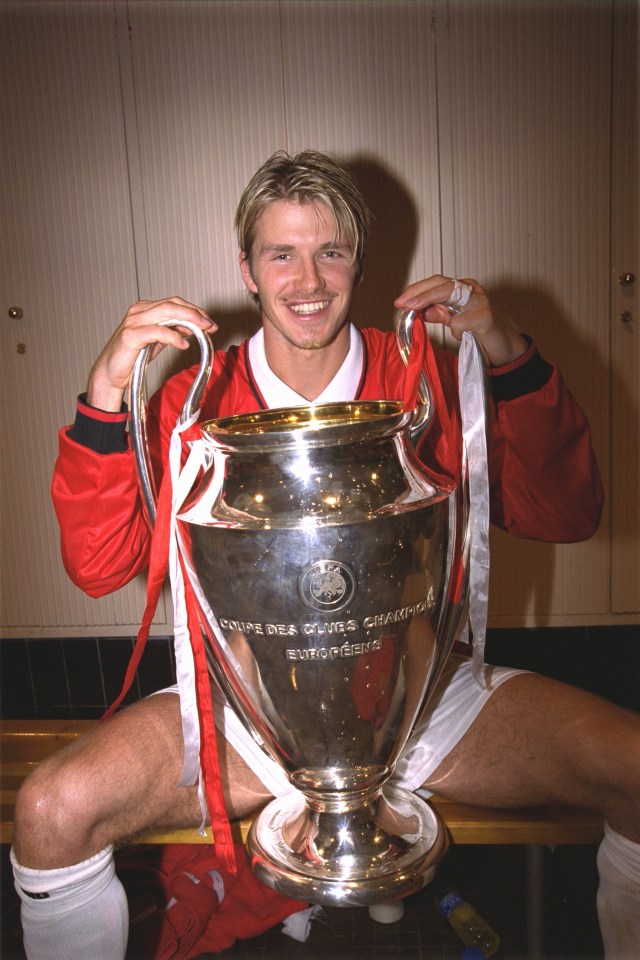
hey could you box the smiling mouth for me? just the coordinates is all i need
[289,300,331,316]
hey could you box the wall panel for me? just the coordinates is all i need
[610,2,639,613]
[0,1,154,633]
[126,0,287,366]
[441,1,613,622]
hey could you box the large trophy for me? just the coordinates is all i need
[131,315,473,908]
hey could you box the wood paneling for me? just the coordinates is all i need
[127,0,286,359]
[0,0,636,635]
[0,1,154,632]
[610,2,639,613]
[440,1,613,622]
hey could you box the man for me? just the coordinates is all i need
[11,151,640,959]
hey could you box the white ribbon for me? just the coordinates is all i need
[445,279,473,310]
[458,332,491,686]
[168,422,277,826]
[167,415,207,790]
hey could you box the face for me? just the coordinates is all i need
[239,198,358,356]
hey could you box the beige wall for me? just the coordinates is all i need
[0,0,637,635]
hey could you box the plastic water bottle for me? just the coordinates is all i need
[436,889,501,957]
[462,948,489,960]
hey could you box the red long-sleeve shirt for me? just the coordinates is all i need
[52,328,603,598]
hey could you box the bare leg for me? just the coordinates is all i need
[422,673,640,960]
[422,673,640,838]
[14,691,272,870]
[11,690,274,960]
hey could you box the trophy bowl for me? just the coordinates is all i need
[178,400,462,905]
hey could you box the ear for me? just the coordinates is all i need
[239,251,258,295]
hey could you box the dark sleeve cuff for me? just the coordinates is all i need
[487,336,553,401]
[66,394,129,454]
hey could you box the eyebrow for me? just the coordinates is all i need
[261,244,295,253]
[259,241,352,254]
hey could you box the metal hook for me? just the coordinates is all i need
[130,319,213,525]
[395,309,433,444]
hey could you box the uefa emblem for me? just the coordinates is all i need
[299,560,357,613]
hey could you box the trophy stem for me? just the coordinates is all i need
[247,784,447,907]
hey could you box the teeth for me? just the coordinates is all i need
[290,301,329,315]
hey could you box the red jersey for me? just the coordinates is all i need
[52,328,603,598]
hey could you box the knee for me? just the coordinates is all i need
[593,712,640,835]
[14,757,96,866]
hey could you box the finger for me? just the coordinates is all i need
[423,302,457,328]
[119,322,194,355]
[124,297,217,333]
[394,275,447,309]
[395,276,468,312]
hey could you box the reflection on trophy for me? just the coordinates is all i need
[131,321,471,908]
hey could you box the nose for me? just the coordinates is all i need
[296,256,325,293]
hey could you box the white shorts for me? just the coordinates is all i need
[392,655,526,794]
[155,655,526,798]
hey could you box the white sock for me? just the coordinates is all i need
[10,844,128,960]
[596,823,640,960]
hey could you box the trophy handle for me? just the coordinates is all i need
[130,319,213,525]
[395,309,433,444]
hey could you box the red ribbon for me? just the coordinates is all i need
[104,444,236,874]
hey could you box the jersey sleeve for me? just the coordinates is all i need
[50,384,181,598]
[489,364,603,543]
[51,397,152,598]
[51,428,150,597]
[485,344,603,542]
[412,336,603,544]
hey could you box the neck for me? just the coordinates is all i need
[263,325,352,401]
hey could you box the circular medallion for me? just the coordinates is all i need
[299,560,357,613]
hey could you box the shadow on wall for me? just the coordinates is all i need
[345,154,419,333]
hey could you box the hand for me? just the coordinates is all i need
[86,297,217,412]
[394,275,527,366]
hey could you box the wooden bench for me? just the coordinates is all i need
[1,719,604,959]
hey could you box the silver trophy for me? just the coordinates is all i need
[131,315,471,907]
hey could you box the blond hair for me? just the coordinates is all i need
[235,151,371,283]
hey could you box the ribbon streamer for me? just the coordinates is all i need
[167,416,208,789]
[167,418,237,866]
[458,332,491,686]
[400,318,490,685]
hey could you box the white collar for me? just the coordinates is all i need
[247,324,363,408]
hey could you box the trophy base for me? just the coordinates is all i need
[246,784,447,907]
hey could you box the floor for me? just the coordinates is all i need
[2,841,603,959]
